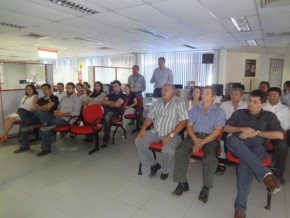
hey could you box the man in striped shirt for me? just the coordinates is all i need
[135,84,188,180]
[172,86,226,204]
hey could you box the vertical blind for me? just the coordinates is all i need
[141,51,214,93]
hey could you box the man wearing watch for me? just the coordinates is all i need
[172,86,226,204]
[135,83,188,180]
[224,90,283,218]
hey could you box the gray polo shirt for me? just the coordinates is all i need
[58,93,82,122]
[150,67,173,88]
[147,96,188,137]
[128,74,146,93]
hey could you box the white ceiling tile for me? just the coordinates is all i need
[199,0,257,19]
[115,4,178,27]
[85,0,144,10]
[232,31,263,40]
[260,12,290,30]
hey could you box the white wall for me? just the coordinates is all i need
[222,51,286,91]
[282,55,290,83]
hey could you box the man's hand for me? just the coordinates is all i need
[54,110,62,117]
[239,127,257,139]
[136,128,147,140]
[162,134,173,145]
[192,137,203,153]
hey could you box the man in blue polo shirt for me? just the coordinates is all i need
[172,86,226,204]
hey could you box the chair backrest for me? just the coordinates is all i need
[83,104,104,124]
[135,97,143,116]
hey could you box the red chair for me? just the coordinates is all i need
[226,145,273,210]
[124,97,144,133]
[53,116,81,137]
[111,106,127,144]
[70,104,104,155]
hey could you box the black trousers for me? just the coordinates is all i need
[153,88,162,98]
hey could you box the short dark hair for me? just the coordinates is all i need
[204,85,216,96]
[25,84,38,96]
[57,82,64,87]
[158,57,165,62]
[76,83,83,89]
[111,80,121,87]
[83,81,91,89]
[125,84,131,89]
[132,65,139,70]
[284,81,290,88]
[41,83,51,89]
[267,87,281,96]
[250,89,267,103]
[259,81,270,88]
[66,82,75,89]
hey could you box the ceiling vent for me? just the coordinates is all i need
[137,28,169,39]
[46,0,98,15]
[264,32,290,37]
[98,47,112,50]
[182,44,197,49]
[73,37,103,44]
[0,22,26,29]
[260,0,290,8]
[24,33,51,40]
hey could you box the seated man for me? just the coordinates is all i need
[224,90,283,218]
[101,80,126,147]
[37,82,81,156]
[216,88,247,175]
[15,83,59,154]
[172,86,226,204]
[135,84,187,180]
[264,87,290,184]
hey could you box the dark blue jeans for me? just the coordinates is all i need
[226,135,271,212]
[102,110,119,143]
[41,117,68,151]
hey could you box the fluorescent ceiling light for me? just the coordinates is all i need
[38,48,58,59]
[137,28,168,39]
[231,17,251,32]
[47,0,98,15]
[246,40,258,47]
[182,44,196,49]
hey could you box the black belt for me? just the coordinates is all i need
[154,88,162,90]
[195,132,209,136]
[132,91,142,93]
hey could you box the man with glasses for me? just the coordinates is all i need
[150,57,173,98]
[135,84,187,180]
[264,87,290,184]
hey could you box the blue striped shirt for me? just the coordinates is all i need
[189,103,226,134]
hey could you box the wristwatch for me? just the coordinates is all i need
[256,130,261,136]
[170,133,174,138]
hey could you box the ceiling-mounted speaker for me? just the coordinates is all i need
[202,53,214,64]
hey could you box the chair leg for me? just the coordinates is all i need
[89,133,99,155]
[120,125,127,139]
[138,162,143,175]
[265,189,272,210]
[112,125,118,144]
[132,118,141,133]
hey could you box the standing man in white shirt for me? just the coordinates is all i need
[55,82,66,101]
[264,87,290,184]
[150,57,173,98]
[128,65,146,99]
[216,88,247,175]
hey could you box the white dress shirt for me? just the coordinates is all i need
[220,100,248,120]
[264,101,290,130]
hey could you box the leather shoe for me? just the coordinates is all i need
[149,163,161,177]
[234,210,246,218]
[198,186,209,204]
[160,173,169,180]
[14,147,30,153]
[37,150,51,157]
[101,142,108,148]
[172,183,189,195]
[263,173,282,194]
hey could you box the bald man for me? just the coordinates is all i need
[135,84,188,180]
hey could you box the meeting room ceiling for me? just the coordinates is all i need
[0,0,290,61]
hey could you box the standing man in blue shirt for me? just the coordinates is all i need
[128,65,146,99]
[150,57,173,98]
[172,86,226,204]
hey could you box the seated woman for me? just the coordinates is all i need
[84,81,107,108]
[0,84,38,142]
[188,86,202,110]
[76,83,88,105]
[82,81,92,96]
[123,85,137,128]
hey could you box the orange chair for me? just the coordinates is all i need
[70,104,104,155]
[226,146,273,210]
[124,97,144,133]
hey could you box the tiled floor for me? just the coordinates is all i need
[0,129,289,218]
